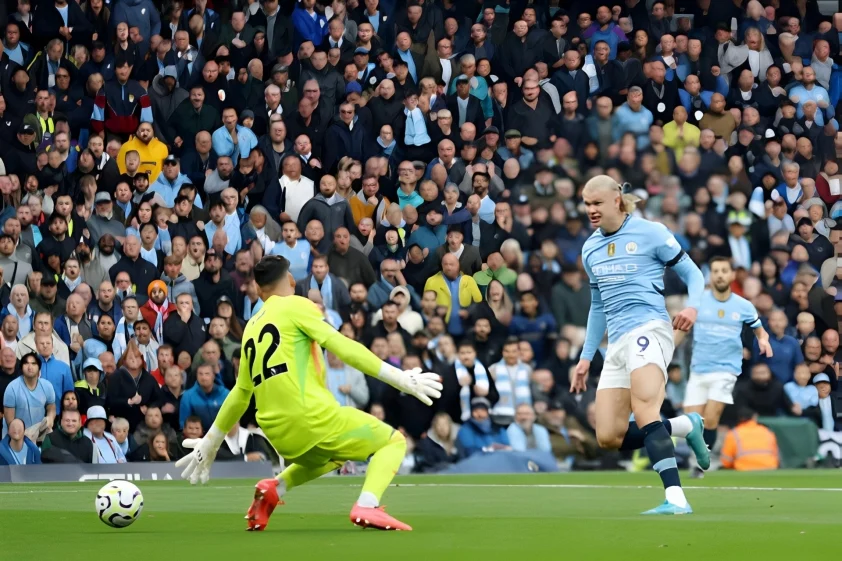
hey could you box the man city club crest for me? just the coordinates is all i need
[718,309,725,318]
[128,94,134,103]
[607,243,615,257]
[625,242,637,253]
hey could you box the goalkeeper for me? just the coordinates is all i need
[176,255,442,532]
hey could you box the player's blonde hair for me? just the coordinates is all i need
[582,175,642,213]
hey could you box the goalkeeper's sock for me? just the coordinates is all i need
[358,430,406,508]
[279,460,344,492]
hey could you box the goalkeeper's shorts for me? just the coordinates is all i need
[271,407,396,469]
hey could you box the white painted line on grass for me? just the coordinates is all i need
[393,483,841,492]
[0,483,837,495]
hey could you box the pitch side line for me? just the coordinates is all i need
[0,483,838,495]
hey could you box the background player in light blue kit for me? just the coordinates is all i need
[675,257,773,476]
[571,176,708,515]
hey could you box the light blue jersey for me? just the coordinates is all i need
[582,215,704,361]
[691,291,761,375]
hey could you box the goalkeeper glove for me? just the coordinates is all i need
[175,424,225,484]
[377,364,443,406]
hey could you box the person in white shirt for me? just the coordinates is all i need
[279,154,315,223]
[83,406,127,464]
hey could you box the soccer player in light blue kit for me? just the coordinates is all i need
[675,257,773,476]
[571,176,708,515]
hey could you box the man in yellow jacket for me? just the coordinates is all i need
[721,408,780,471]
[115,122,169,183]
[423,253,482,336]
[662,106,700,161]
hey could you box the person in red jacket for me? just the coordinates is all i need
[139,280,176,343]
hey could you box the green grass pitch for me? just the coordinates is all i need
[1,470,837,560]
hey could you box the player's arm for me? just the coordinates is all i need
[176,351,255,484]
[209,354,256,435]
[655,229,704,330]
[745,304,773,357]
[581,283,606,362]
[293,298,442,405]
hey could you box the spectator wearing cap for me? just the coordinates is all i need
[149,66,189,145]
[2,352,54,439]
[435,224,483,276]
[352,48,376,86]
[804,372,840,430]
[446,74,485,133]
[456,397,511,457]
[91,55,154,139]
[82,405,126,464]
[497,129,534,170]
[140,280,176,343]
[116,122,169,183]
[150,155,201,209]
[30,274,65,321]
[86,192,126,245]
[5,122,39,178]
[192,248,237,321]
[0,418,41,465]
[74,357,106,413]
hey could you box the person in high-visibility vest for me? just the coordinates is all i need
[721,407,780,471]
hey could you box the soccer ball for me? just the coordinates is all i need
[95,480,144,528]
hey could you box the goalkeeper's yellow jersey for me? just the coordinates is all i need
[214,295,383,458]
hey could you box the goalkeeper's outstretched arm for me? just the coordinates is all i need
[294,300,441,405]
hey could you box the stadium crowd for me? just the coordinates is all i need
[0,0,840,472]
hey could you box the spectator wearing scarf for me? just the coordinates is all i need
[488,346,533,425]
[455,356,490,422]
[140,280,176,343]
[403,90,431,159]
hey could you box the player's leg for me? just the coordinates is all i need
[630,364,691,514]
[245,436,344,531]
[594,342,633,450]
[628,324,692,514]
[700,372,737,447]
[316,407,412,530]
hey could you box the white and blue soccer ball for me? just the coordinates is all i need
[95,480,144,528]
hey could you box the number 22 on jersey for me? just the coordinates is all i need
[243,324,289,387]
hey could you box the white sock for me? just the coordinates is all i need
[276,478,287,498]
[357,491,379,508]
[665,486,688,507]
[669,415,694,438]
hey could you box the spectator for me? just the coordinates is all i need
[507,403,552,453]
[456,397,511,457]
[489,338,534,426]
[41,408,93,463]
[82,405,126,464]
[415,412,461,472]
[2,353,54,440]
[163,293,206,359]
[179,363,229,431]
[105,341,161,432]
[325,351,368,408]
[133,404,177,446]
[721,407,780,471]
[754,309,804,383]
[735,363,797,417]
[424,253,482,337]
[74,358,106,414]
[35,334,73,410]
[0,418,41,465]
